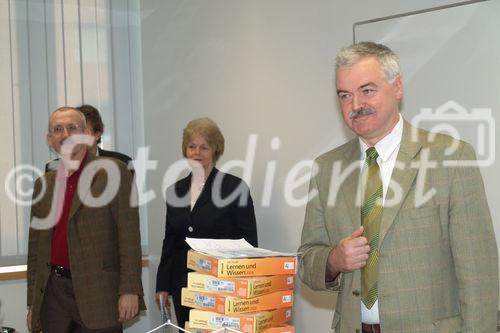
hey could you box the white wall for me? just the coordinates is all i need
[140,1,485,332]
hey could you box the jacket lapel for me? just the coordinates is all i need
[68,154,95,220]
[378,120,422,246]
[339,141,362,229]
[68,190,84,222]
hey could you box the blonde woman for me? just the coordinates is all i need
[155,118,258,331]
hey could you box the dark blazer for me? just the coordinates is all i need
[45,147,133,173]
[156,167,258,293]
[28,154,145,331]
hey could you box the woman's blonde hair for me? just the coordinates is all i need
[182,118,225,163]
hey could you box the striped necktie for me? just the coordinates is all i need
[361,147,383,309]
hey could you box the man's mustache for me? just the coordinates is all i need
[349,107,376,119]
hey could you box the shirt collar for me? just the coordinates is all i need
[359,114,403,162]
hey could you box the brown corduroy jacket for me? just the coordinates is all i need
[27,154,145,332]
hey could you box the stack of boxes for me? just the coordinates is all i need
[181,250,297,333]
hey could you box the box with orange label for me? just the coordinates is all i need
[184,322,295,333]
[187,250,296,277]
[182,288,294,314]
[188,308,292,333]
[187,272,294,298]
[262,325,295,333]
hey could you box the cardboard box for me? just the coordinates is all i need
[187,272,294,298]
[187,250,296,277]
[262,325,295,333]
[188,308,292,333]
[183,323,295,333]
[182,288,294,314]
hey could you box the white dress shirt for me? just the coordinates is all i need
[359,114,403,324]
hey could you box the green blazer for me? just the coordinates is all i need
[299,120,498,332]
[27,154,145,332]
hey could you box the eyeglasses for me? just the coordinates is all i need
[50,123,83,135]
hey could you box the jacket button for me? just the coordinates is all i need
[188,226,194,232]
[352,290,360,296]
